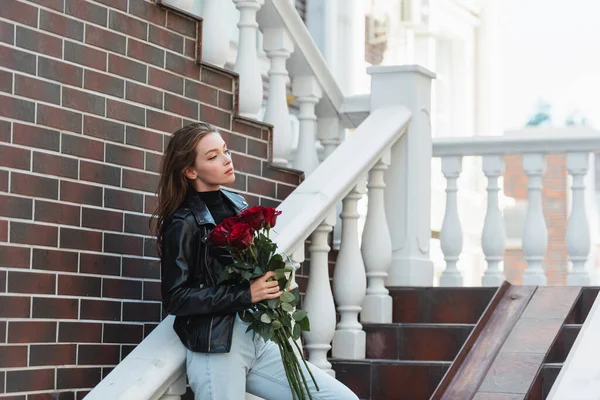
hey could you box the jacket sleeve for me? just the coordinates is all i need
[160,216,253,317]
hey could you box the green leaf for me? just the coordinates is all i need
[280,291,295,303]
[292,323,301,340]
[272,320,282,329]
[267,298,280,309]
[290,287,301,304]
[240,270,253,281]
[260,313,272,324]
[298,316,310,332]
[274,268,293,280]
[281,302,294,313]
[292,310,307,321]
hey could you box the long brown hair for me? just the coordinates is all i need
[151,122,219,257]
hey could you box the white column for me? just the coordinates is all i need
[481,155,506,286]
[566,152,591,285]
[159,373,186,400]
[262,28,294,167]
[292,76,322,175]
[368,65,435,286]
[200,0,231,67]
[360,151,392,323]
[522,153,548,285]
[439,156,464,286]
[332,185,366,359]
[233,0,264,118]
[336,0,366,94]
[302,211,337,376]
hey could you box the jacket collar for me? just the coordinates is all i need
[184,189,248,227]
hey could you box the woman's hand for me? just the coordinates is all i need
[250,271,282,303]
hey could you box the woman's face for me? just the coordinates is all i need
[184,132,235,191]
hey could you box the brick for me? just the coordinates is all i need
[125,81,163,109]
[149,24,183,53]
[170,51,200,79]
[62,87,105,116]
[262,163,301,185]
[57,367,102,390]
[248,176,276,198]
[0,345,27,368]
[128,38,165,68]
[144,323,158,338]
[0,220,7,242]
[0,20,15,45]
[145,152,161,173]
[104,232,143,256]
[80,160,121,187]
[143,237,157,258]
[30,344,77,366]
[78,344,120,365]
[122,257,159,279]
[0,94,35,123]
[32,248,78,273]
[29,0,64,12]
[106,99,146,126]
[3,0,38,28]
[0,45,36,75]
[64,40,107,71]
[200,104,231,129]
[109,10,148,40]
[38,56,83,87]
[38,104,82,134]
[0,119,9,143]
[103,323,143,344]
[165,93,198,119]
[0,70,12,94]
[215,131,245,153]
[84,69,125,98]
[130,0,167,24]
[0,245,31,269]
[108,54,147,83]
[124,213,150,235]
[184,38,195,58]
[0,296,30,318]
[40,9,84,41]
[201,68,233,91]
[0,144,30,171]
[13,123,60,152]
[10,222,58,246]
[8,321,56,343]
[8,270,55,295]
[33,297,78,319]
[122,169,158,193]
[105,143,145,169]
[277,183,295,200]
[83,115,125,143]
[59,180,103,207]
[218,91,233,109]
[147,110,182,133]
[123,301,161,322]
[82,207,123,231]
[143,281,161,301]
[16,26,62,58]
[6,369,55,392]
[60,227,102,251]
[225,173,246,192]
[58,274,102,297]
[248,138,268,158]
[80,299,121,321]
[66,0,108,26]
[15,74,61,104]
[33,152,78,179]
[232,153,261,176]
[102,277,142,299]
[58,321,102,343]
[148,67,183,94]
[166,11,196,38]
[79,253,120,276]
[0,321,4,341]
[185,80,217,105]
[104,188,144,212]
[34,199,80,225]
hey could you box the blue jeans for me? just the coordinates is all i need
[186,315,358,400]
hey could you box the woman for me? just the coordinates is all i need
[154,122,358,399]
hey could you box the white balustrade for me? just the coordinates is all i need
[481,155,506,286]
[566,152,591,285]
[522,153,548,285]
[292,75,323,175]
[201,0,231,67]
[159,373,186,400]
[360,151,392,323]
[262,27,294,166]
[233,0,264,118]
[439,156,464,286]
[302,211,337,376]
[332,185,366,359]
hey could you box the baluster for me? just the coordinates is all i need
[360,151,392,323]
[233,0,264,118]
[332,185,366,359]
[522,153,548,285]
[263,28,294,167]
[292,76,322,175]
[201,0,231,67]
[566,152,591,285]
[302,210,337,376]
[481,155,506,286]
[439,156,463,286]
[159,372,186,400]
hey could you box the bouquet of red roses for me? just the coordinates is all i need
[207,206,318,400]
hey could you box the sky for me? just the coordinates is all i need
[500,0,600,129]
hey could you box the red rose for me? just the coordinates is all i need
[228,223,254,250]
[240,206,266,231]
[207,224,229,247]
[264,207,282,228]
[220,216,241,231]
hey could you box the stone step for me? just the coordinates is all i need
[545,324,581,363]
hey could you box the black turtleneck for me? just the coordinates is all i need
[197,190,235,225]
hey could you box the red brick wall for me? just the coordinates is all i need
[0,1,301,398]
[503,154,568,285]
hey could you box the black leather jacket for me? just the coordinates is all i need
[160,189,253,353]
